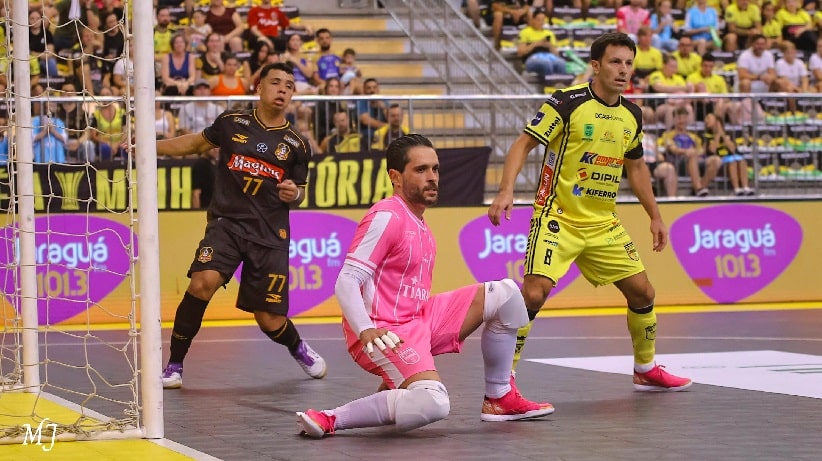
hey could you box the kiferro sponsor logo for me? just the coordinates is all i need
[572,184,585,196]
[585,187,617,199]
[227,154,284,179]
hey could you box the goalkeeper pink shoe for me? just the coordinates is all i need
[297,409,336,439]
[633,364,692,392]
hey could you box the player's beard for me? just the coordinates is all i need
[407,183,438,207]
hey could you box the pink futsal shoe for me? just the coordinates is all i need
[481,383,555,422]
[633,364,693,392]
[296,409,336,439]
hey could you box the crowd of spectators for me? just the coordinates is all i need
[1,0,410,167]
[471,0,822,196]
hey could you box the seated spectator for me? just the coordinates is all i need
[208,55,248,97]
[247,0,312,54]
[197,32,227,80]
[101,13,126,83]
[703,113,754,196]
[154,90,176,141]
[69,28,107,96]
[356,78,388,143]
[723,0,762,53]
[736,34,780,93]
[371,104,409,151]
[111,40,134,96]
[686,53,738,123]
[516,8,567,78]
[314,76,349,141]
[282,34,317,95]
[0,119,7,167]
[186,10,212,54]
[683,0,720,55]
[634,26,664,80]
[776,0,818,54]
[191,148,218,209]
[205,0,245,53]
[809,37,822,91]
[55,81,95,162]
[313,28,342,86]
[89,87,127,161]
[178,79,224,135]
[340,48,363,95]
[488,0,531,50]
[775,41,810,112]
[32,97,68,164]
[248,42,279,92]
[295,118,322,155]
[320,111,362,154]
[672,36,702,78]
[153,6,175,63]
[661,107,721,197]
[29,9,58,79]
[161,33,196,96]
[640,111,677,197]
[616,0,650,42]
[760,1,782,50]
[650,0,679,53]
[53,0,99,54]
[649,54,694,128]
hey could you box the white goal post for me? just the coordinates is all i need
[0,0,163,442]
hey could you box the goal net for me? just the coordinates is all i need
[0,0,162,444]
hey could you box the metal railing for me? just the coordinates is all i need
[16,93,822,203]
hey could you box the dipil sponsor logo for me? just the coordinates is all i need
[22,418,57,452]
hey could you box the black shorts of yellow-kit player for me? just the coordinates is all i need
[188,218,290,315]
[525,209,645,287]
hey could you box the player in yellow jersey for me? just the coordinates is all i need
[488,32,692,394]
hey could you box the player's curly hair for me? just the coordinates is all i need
[590,32,636,62]
[386,134,434,173]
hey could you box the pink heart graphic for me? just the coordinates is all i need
[670,204,802,303]
[0,216,134,325]
[233,211,358,316]
[458,207,581,292]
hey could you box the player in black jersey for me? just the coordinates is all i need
[155,62,327,389]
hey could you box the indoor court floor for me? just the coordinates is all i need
[5,304,822,460]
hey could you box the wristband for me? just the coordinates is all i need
[294,188,302,203]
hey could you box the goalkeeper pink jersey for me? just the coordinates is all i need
[342,195,436,327]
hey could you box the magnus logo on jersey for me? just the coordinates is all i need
[227,154,285,179]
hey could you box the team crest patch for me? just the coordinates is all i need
[623,128,632,147]
[398,347,421,365]
[197,246,214,263]
[275,143,290,160]
[278,228,287,239]
[624,241,639,261]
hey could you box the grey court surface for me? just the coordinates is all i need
[60,309,822,460]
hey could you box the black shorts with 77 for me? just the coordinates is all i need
[188,218,290,315]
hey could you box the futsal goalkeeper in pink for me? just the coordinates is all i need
[296,134,553,439]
